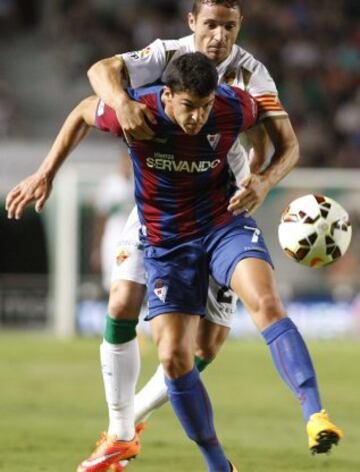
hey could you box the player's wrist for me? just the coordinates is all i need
[37,165,55,183]
[111,91,132,110]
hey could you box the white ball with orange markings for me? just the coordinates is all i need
[278,194,352,268]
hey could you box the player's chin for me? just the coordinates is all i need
[184,125,201,135]
[206,49,227,63]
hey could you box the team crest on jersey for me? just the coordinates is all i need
[154,279,168,303]
[116,248,129,265]
[129,46,152,61]
[207,133,221,150]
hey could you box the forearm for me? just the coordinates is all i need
[260,137,299,189]
[255,117,299,190]
[38,108,91,181]
[87,56,130,109]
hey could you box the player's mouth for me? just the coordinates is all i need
[185,123,201,134]
[208,44,226,52]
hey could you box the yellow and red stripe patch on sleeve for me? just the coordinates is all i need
[255,94,287,118]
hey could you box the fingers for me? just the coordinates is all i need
[128,121,154,140]
[5,186,21,211]
[228,201,253,216]
[227,192,257,216]
[117,103,156,140]
[6,192,35,219]
[35,193,48,213]
[143,107,157,125]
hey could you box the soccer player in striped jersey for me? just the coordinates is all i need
[6,52,259,472]
[6,52,343,472]
[85,2,342,469]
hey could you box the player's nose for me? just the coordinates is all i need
[213,26,226,43]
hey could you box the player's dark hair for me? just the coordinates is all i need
[192,0,243,17]
[164,52,218,98]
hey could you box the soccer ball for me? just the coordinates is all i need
[278,194,352,268]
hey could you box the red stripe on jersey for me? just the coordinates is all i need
[173,132,199,241]
[95,100,124,137]
[133,138,163,245]
[138,93,158,115]
[209,96,238,228]
[131,94,162,245]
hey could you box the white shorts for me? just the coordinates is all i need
[111,207,237,328]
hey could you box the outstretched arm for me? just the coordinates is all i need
[6,96,98,219]
[87,56,156,141]
[228,116,299,216]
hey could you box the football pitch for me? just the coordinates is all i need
[1,334,359,471]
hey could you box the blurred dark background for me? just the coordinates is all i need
[0,0,359,167]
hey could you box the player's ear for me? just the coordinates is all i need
[239,15,244,30]
[188,12,196,32]
[162,86,173,101]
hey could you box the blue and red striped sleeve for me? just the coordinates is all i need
[95,99,124,137]
[231,87,259,131]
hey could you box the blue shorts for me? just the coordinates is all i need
[143,215,273,320]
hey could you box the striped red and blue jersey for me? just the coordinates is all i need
[95,84,258,246]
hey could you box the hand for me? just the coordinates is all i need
[116,98,157,143]
[5,172,53,219]
[227,174,270,216]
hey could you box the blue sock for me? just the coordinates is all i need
[262,317,322,422]
[165,367,230,472]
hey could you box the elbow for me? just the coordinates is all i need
[87,60,100,84]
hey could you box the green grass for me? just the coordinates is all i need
[0,334,359,471]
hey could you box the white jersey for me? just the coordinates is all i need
[119,34,287,184]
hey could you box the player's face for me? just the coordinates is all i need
[188,4,242,65]
[163,87,215,135]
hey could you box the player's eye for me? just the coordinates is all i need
[205,21,217,29]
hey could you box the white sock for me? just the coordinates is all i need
[134,364,169,424]
[100,338,140,440]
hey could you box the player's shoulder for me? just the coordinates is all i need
[142,35,193,57]
[128,85,163,110]
[161,35,195,65]
[230,44,265,74]
[224,44,277,95]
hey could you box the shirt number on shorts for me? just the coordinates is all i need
[244,225,261,243]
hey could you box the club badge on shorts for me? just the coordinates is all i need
[154,279,168,303]
[116,248,129,265]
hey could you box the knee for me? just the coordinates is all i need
[108,283,141,319]
[196,322,229,361]
[159,347,193,379]
[253,293,286,329]
[196,345,217,361]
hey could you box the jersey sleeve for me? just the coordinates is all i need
[95,99,124,137]
[245,62,288,121]
[118,39,168,88]
[232,87,259,131]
